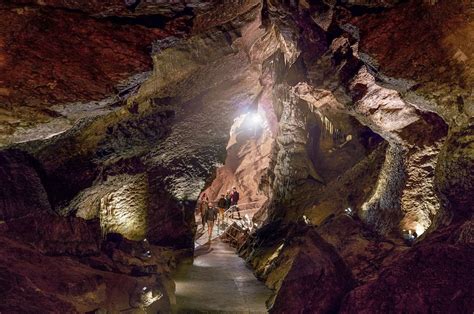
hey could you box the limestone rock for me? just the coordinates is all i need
[436,119,474,220]
[268,227,354,313]
[0,149,51,220]
[339,222,474,313]
[0,266,78,313]
[5,214,101,256]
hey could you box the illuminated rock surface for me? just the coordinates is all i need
[0,0,472,312]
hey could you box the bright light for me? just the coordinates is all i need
[414,224,425,237]
[250,112,263,126]
[141,289,163,307]
[402,229,417,243]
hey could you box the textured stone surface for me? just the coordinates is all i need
[5,214,101,256]
[0,265,78,313]
[339,221,474,314]
[263,0,459,239]
[235,2,472,312]
[349,0,473,125]
[1,0,266,251]
[0,4,169,146]
[0,149,51,220]
[99,174,149,241]
[0,1,263,146]
[436,119,474,221]
[360,144,405,234]
[0,233,174,313]
[269,228,354,313]
[201,111,274,218]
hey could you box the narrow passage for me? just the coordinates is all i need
[172,239,271,313]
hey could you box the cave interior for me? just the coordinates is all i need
[0,0,473,313]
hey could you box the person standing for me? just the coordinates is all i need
[225,191,232,210]
[205,204,218,242]
[198,194,208,229]
[230,186,241,219]
[224,191,232,222]
[217,194,226,224]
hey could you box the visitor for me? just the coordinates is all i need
[205,204,218,242]
[198,194,208,229]
[217,194,226,224]
[230,186,241,219]
[225,190,232,210]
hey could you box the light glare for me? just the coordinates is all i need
[251,112,263,125]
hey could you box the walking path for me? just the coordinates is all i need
[172,239,271,313]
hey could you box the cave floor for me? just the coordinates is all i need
[172,239,271,313]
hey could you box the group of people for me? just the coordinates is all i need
[197,187,241,242]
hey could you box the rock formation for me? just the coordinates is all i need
[0,0,472,312]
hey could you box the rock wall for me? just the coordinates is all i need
[0,1,272,311]
[258,0,471,237]
[436,119,474,221]
[236,0,473,312]
[0,149,51,220]
[201,111,274,215]
[339,221,474,313]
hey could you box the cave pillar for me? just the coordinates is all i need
[270,85,322,210]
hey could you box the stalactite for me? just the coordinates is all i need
[316,113,345,143]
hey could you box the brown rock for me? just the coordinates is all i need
[436,119,474,221]
[339,222,474,313]
[5,214,101,256]
[0,3,168,108]
[0,266,78,313]
[0,149,51,220]
[270,228,354,313]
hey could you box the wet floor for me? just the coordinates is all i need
[172,239,271,313]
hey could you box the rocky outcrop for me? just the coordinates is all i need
[436,119,474,221]
[0,265,78,313]
[1,0,266,248]
[235,1,472,312]
[0,3,169,146]
[339,221,474,313]
[0,154,176,311]
[0,0,264,146]
[0,149,51,220]
[269,227,354,313]
[0,232,174,313]
[257,0,470,240]
[360,144,405,233]
[349,0,473,125]
[6,214,101,256]
[270,85,323,206]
